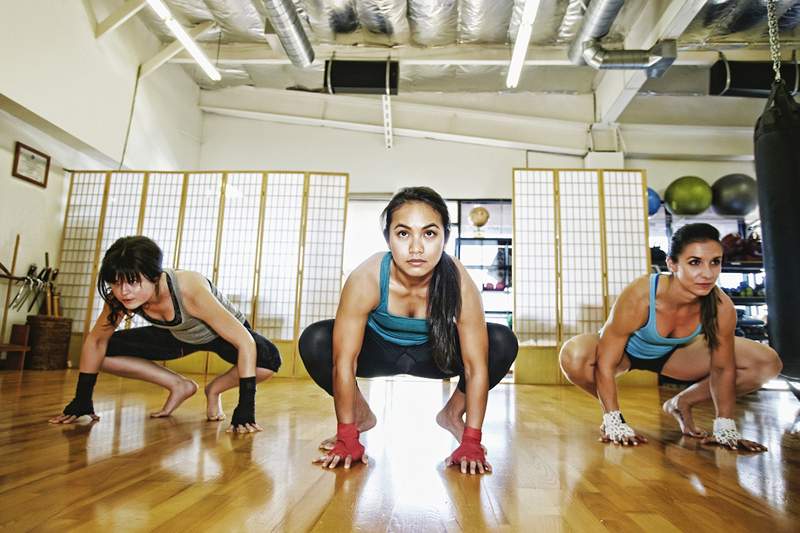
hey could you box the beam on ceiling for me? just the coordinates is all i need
[592,0,707,124]
[168,42,793,68]
[140,20,216,78]
[95,0,148,39]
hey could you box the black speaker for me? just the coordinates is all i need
[710,60,800,97]
[323,59,399,95]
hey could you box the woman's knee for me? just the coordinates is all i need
[487,323,518,367]
[753,344,783,380]
[737,338,783,380]
[559,335,597,380]
[298,319,334,365]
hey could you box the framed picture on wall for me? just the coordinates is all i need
[12,141,50,188]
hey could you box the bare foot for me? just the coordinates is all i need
[436,408,489,454]
[319,409,377,451]
[150,378,198,418]
[204,383,226,422]
[436,407,465,442]
[663,396,707,438]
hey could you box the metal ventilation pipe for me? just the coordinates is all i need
[567,0,677,78]
[262,0,314,68]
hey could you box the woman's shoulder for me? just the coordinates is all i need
[346,253,384,287]
[610,274,651,323]
[621,273,652,299]
[172,270,210,298]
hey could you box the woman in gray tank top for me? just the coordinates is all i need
[49,236,281,432]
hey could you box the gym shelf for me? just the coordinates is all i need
[722,261,764,273]
[731,296,767,305]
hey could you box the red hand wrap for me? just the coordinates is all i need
[449,426,485,465]
[330,422,365,461]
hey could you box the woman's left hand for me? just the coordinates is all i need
[445,454,492,475]
[701,435,767,452]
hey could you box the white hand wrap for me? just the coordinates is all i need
[713,417,741,447]
[603,410,636,441]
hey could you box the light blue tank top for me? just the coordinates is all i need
[366,253,429,346]
[625,274,702,359]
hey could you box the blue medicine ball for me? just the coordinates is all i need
[647,187,662,216]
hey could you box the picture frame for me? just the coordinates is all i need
[12,141,50,188]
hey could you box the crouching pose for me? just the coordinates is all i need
[299,187,518,474]
[49,236,281,432]
[559,223,781,451]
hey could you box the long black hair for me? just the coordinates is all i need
[668,223,723,351]
[381,187,461,372]
[97,236,163,326]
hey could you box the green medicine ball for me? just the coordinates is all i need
[664,176,712,215]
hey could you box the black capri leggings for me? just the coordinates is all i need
[106,321,282,372]
[298,319,518,394]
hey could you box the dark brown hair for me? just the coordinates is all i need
[97,236,163,326]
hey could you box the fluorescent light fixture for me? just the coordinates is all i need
[506,0,541,88]
[145,0,221,81]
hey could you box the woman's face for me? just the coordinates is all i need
[387,201,447,279]
[109,274,157,309]
[668,240,723,297]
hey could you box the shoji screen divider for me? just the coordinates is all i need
[59,171,348,377]
[513,168,650,384]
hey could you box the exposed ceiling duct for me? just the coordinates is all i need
[556,0,587,42]
[262,0,315,67]
[408,0,458,46]
[568,0,677,78]
[681,0,800,44]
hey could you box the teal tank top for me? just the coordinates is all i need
[366,253,429,346]
[625,274,702,359]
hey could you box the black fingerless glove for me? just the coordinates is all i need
[230,376,256,428]
[63,372,98,417]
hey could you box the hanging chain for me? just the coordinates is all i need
[767,0,782,82]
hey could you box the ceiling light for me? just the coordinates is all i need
[506,0,541,89]
[145,0,221,81]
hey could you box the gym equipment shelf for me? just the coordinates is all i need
[731,296,767,306]
[722,261,764,273]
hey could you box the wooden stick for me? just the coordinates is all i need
[1,235,21,342]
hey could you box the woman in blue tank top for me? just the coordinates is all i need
[49,236,281,433]
[559,223,780,452]
[299,187,518,474]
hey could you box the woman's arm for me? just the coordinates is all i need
[318,258,380,468]
[180,272,257,380]
[595,277,649,444]
[454,260,489,432]
[180,272,261,432]
[708,295,737,420]
[49,304,120,424]
[331,263,380,425]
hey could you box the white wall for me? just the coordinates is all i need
[627,158,756,193]
[0,0,202,169]
[0,113,70,341]
[199,113,585,197]
[0,0,205,342]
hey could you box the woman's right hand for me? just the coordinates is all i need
[313,422,367,469]
[600,410,648,446]
[48,398,99,424]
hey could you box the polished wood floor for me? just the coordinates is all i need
[1,370,798,532]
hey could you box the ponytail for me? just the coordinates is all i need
[427,253,461,372]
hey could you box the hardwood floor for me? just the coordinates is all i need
[1,370,798,532]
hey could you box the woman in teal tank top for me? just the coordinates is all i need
[299,187,518,474]
[559,223,780,452]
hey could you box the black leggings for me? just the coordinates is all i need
[106,321,281,372]
[298,319,518,394]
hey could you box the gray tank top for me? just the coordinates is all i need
[138,268,246,344]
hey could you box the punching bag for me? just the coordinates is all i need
[754,80,800,379]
